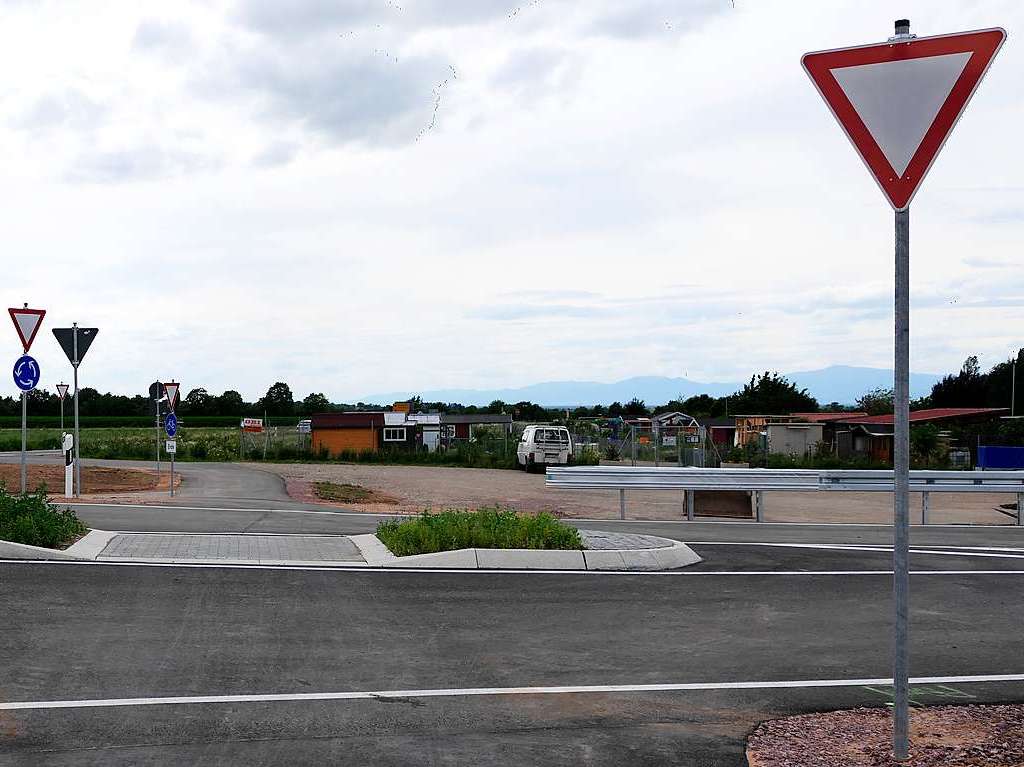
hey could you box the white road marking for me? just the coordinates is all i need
[691,542,1024,560]
[4,673,1024,711]
[2,559,1024,576]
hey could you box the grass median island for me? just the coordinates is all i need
[0,486,87,549]
[376,508,583,557]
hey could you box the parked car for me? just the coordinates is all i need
[517,425,573,471]
[296,419,311,434]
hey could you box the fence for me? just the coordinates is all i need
[546,466,1024,525]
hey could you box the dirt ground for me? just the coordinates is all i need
[258,463,1015,524]
[747,705,1024,766]
[0,465,173,496]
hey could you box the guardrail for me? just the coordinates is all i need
[546,466,1024,525]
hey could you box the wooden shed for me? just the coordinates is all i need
[311,412,384,456]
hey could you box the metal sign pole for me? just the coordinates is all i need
[20,391,26,493]
[72,324,81,497]
[893,207,911,760]
[59,395,64,433]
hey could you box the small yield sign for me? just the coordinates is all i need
[803,20,1004,761]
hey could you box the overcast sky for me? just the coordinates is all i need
[3,0,1021,401]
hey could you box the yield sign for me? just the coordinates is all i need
[53,327,99,367]
[163,382,180,412]
[8,307,46,353]
[803,28,1005,210]
[56,383,69,400]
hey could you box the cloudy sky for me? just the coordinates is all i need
[2,0,1021,401]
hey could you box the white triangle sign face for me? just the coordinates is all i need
[163,382,180,412]
[8,307,46,353]
[56,383,69,400]
[803,28,1005,210]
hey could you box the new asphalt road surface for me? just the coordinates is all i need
[4,457,1024,764]
[4,543,1024,765]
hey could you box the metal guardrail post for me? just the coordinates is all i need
[921,491,929,525]
[755,491,764,522]
[1018,492,1023,527]
[619,488,625,520]
[686,490,694,521]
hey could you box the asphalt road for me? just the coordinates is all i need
[3,546,1024,766]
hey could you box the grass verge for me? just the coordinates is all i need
[0,486,87,549]
[314,481,396,504]
[376,507,583,556]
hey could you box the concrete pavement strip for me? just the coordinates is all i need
[0,529,703,570]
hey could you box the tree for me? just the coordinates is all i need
[622,398,648,417]
[257,382,294,416]
[856,387,894,416]
[930,355,987,407]
[216,390,245,414]
[728,372,818,415]
[183,388,212,416]
[300,392,331,414]
[607,401,623,417]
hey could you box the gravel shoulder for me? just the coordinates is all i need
[256,462,1015,524]
[747,705,1024,767]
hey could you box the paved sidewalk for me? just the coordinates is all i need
[579,530,675,550]
[99,534,364,563]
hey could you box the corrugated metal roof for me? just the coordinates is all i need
[790,412,867,422]
[311,412,385,429]
[842,407,1008,426]
[384,412,408,426]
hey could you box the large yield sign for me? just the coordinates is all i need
[803,20,1004,761]
[803,26,1005,210]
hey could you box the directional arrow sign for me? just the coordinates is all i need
[163,382,180,412]
[9,308,45,354]
[52,327,99,367]
[802,27,1005,210]
[56,383,69,400]
[13,355,40,391]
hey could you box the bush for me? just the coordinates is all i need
[0,486,87,548]
[377,508,583,556]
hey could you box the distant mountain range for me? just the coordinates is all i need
[360,365,942,408]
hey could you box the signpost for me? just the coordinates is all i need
[52,325,99,497]
[803,20,1005,760]
[56,383,69,432]
[149,381,165,473]
[163,382,179,497]
[9,305,45,494]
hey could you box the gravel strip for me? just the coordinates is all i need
[747,705,1024,766]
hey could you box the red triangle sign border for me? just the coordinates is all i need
[802,27,1006,210]
[163,382,180,412]
[8,307,46,354]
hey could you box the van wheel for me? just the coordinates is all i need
[525,457,534,473]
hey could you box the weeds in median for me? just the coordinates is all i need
[0,485,87,549]
[376,507,582,556]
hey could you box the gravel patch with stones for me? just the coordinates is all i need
[578,530,676,550]
[746,705,1024,767]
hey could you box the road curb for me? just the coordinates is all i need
[349,534,702,571]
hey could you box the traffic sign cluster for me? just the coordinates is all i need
[7,306,99,496]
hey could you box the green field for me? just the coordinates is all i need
[0,427,304,462]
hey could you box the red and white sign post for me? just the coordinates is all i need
[56,383,69,432]
[804,20,1005,760]
[8,305,46,493]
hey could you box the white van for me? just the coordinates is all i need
[517,425,573,471]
